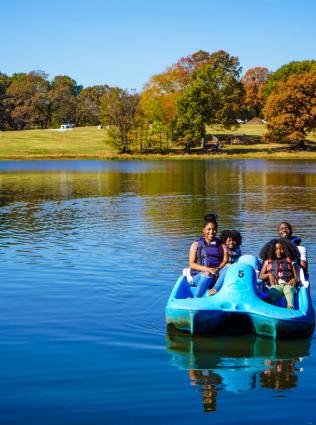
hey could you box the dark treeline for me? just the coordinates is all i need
[0,51,315,152]
[0,70,110,130]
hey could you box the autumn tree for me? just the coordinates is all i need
[140,67,182,148]
[4,71,51,130]
[140,50,217,149]
[0,72,11,129]
[76,85,110,126]
[176,50,244,149]
[100,88,139,153]
[175,50,213,83]
[50,75,80,126]
[265,60,316,97]
[263,72,316,143]
[241,67,270,117]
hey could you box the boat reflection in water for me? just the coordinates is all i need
[166,327,311,412]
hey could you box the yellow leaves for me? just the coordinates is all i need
[263,72,316,141]
[241,67,270,113]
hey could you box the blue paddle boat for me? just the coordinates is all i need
[166,255,315,339]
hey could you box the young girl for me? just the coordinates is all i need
[207,229,243,296]
[259,238,300,309]
[189,214,228,298]
[220,229,242,264]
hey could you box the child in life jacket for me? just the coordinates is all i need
[220,229,242,264]
[188,213,228,298]
[207,229,242,296]
[259,238,300,309]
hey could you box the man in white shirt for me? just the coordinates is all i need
[278,221,308,276]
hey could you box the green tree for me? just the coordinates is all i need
[263,72,316,142]
[100,88,139,153]
[265,60,316,97]
[50,75,80,126]
[0,72,11,129]
[176,50,244,150]
[176,79,209,149]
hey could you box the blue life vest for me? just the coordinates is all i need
[267,256,294,281]
[191,237,223,276]
[290,236,301,246]
[228,246,242,264]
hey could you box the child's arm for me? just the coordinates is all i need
[288,264,300,287]
[216,245,229,272]
[259,262,277,286]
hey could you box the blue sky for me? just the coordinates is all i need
[1,0,315,91]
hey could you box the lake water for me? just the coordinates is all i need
[0,159,316,425]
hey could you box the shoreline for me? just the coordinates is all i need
[1,151,316,160]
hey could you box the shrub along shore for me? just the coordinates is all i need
[0,125,316,160]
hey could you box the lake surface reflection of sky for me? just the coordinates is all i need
[0,159,315,425]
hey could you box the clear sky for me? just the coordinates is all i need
[1,0,315,91]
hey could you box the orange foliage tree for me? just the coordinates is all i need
[140,66,182,131]
[139,50,215,145]
[4,71,51,130]
[241,67,270,117]
[263,72,316,142]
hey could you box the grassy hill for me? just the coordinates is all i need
[0,127,112,159]
[0,124,316,159]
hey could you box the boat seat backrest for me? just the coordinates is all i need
[237,254,260,270]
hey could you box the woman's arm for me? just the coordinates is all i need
[189,242,211,274]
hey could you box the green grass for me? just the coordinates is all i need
[208,123,268,137]
[0,127,112,158]
[0,124,316,159]
[208,123,316,142]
